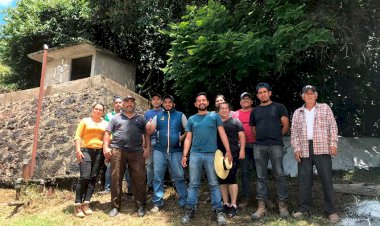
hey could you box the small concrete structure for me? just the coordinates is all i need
[27,43,136,90]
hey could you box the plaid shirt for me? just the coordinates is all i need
[290,103,338,158]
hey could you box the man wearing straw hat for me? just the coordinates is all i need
[216,102,246,218]
[181,92,232,226]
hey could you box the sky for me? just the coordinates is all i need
[0,0,17,25]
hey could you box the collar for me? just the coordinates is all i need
[300,102,320,112]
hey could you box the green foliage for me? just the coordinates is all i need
[164,0,335,111]
[0,0,93,89]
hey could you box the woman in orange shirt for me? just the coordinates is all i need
[73,103,108,218]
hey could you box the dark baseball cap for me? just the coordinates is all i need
[151,93,162,99]
[163,94,175,102]
[256,82,271,92]
[302,85,317,94]
[240,92,252,99]
[123,95,135,101]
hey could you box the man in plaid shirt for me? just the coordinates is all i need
[290,85,339,223]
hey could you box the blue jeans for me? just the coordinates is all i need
[239,143,255,197]
[152,151,188,207]
[254,144,288,201]
[146,139,156,188]
[186,152,223,211]
[104,162,111,191]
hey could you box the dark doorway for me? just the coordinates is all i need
[71,56,92,81]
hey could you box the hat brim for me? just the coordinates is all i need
[214,150,233,179]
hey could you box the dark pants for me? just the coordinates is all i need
[239,143,255,197]
[254,144,288,201]
[110,148,147,209]
[297,141,336,215]
[75,148,104,203]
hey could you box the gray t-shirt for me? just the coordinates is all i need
[186,112,222,153]
[107,113,146,152]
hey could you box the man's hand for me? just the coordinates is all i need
[181,156,188,167]
[239,150,245,160]
[103,147,112,160]
[75,150,84,163]
[143,147,150,159]
[225,151,233,164]
[294,151,301,163]
[329,146,337,156]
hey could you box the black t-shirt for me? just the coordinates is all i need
[249,101,288,146]
[217,117,244,157]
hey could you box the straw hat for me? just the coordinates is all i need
[214,150,233,179]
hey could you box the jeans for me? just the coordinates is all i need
[146,139,156,188]
[297,141,336,215]
[110,148,147,209]
[186,152,223,211]
[152,151,187,207]
[75,148,104,203]
[254,144,288,201]
[239,143,255,197]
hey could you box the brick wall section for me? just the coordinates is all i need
[0,75,149,183]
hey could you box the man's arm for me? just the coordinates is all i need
[290,111,302,162]
[281,116,289,135]
[103,131,112,159]
[326,105,338,156]
[238,131,246,160]
[181,132,192,167]
[143,133,151,158]
[251,126,256,138]
[217,126,233,163]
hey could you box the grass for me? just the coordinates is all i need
[1,168,379,226]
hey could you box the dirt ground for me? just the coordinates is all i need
[0,168,379,226]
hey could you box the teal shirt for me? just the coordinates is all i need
[186,112,222,153]
[104,111,117,122]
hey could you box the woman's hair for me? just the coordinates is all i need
[215,94,226,102]
[92,102,105,111]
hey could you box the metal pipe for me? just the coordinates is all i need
[30,44,49,178]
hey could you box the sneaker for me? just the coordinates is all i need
[228,206,237,218]
[215,211,227,226]
[150,205,162,213]
[81,201,93,215]
[137,206,146,217]
[328,213,339,223]
[181,208,195,224]
[293,211,310,219]
[222,204,231,214]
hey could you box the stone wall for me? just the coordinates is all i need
[0,75,149,184]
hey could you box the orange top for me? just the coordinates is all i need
[74,117,108,149]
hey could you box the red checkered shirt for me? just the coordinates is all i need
[290,103,338,158]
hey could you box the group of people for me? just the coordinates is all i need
[72,82,340,224]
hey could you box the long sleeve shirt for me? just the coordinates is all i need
[290,103,338,158]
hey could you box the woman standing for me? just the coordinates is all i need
[216,102,246,217]
[73,103,108,218]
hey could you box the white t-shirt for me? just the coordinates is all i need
[305,107,315,140]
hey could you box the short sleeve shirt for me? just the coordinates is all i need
[217,117,244,157]
[107,113,146,152]
[186,112,222,153]
[250,101,288,145]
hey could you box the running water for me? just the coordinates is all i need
[340,200,380,226]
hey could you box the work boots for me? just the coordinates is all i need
[81,201,93,215]
[74,203,85,218]
[251,200,267,220]
[278,201,289,218]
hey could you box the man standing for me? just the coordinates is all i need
[181,92,232,226]
[232,92,256,205]
[103,96,150,217]
[291,85,339,222]
[144,94,163,191]
[146,95,188,213]
[99,96,123,195]
[250,83,290,219]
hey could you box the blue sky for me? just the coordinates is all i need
[0,0,17,25]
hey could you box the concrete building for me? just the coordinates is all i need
[27,43,136,90]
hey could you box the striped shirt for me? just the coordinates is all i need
[290,103,338,158]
